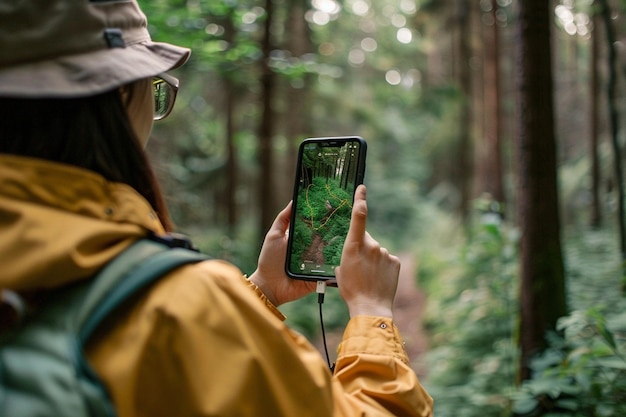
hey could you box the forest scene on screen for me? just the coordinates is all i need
[290,142,360,276]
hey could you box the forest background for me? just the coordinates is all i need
[140,0,626,416]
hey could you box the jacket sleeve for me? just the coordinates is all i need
[87,260,433,417]
[245,275,432,416]
[333,316,433,416]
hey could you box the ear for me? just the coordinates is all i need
[119,79,154,148]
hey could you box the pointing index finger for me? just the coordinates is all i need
[346,184,367,243]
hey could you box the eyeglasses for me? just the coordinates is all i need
[153,73,179,121]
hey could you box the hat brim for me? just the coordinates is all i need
[0,41,190,98]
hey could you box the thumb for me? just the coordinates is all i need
[268,201,292,239]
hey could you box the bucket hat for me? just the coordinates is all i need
[0,0,191,98]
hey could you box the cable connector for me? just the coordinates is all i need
[316,280,327,304]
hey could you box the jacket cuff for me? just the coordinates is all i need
[337,316,410,365]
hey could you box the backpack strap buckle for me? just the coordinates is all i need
[148,232,199,252]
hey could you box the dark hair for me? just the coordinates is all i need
[0,90,173,231]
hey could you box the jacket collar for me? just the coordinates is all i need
[0,154,165,291]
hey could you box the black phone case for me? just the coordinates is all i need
[285,136,367,281]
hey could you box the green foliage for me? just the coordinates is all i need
[140,0,263,77]
[422,203,519,417]
[513,308,626,417]
[322,213,349,265]
[423,207,626,417]
[512,228,626,417]
[292,217,313,257]
[187,215,260,275]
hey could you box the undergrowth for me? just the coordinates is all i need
[420,203,519,417]
[419,203,626,417]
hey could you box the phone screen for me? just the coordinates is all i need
[286,137,367,281]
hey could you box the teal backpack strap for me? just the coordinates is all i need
[0,235,209,417]
[73,237,209,409]
[76,238,208,344]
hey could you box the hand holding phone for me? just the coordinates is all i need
[335,184,400,318]
[286,137,367,282]
[248,201,317,307]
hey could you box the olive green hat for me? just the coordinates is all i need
[0,0,190,98]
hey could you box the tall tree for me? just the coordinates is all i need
[258,0,278,241]
[453,0,474,222]
[590,1,602,229]
[479,0,505,207]
[283,0,313,195]
[222,10,239,234]
[515,0,567,381]
[598,0,626,290]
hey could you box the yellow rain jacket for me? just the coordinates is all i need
[0,154,433,417]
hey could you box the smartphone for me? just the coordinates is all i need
[286,136,367,282]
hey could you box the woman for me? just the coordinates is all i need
[0,1,433,416]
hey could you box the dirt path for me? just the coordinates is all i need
[393,252,429,379]
[302,233,325,264]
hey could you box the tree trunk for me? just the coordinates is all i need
[223,14,238,234]
[598,0,626,290]
[590,2,602,229]
[480,0,505,209]
[258,0,277,242]
[224,75,238,234]
[283,0,313,202]
[454,0,473,222]
[515,0,567,382]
